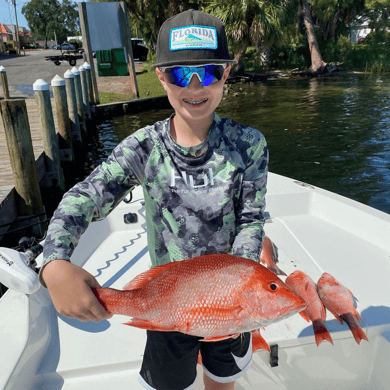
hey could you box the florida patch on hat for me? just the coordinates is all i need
[170,25,218,51]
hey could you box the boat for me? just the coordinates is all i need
[1,172,389,390]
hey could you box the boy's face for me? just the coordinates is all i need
[156,64,231,125]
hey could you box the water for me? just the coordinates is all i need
[91,74,390,215]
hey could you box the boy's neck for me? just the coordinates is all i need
[170,113,214,147]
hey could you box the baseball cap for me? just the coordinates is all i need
[153,9,238,68]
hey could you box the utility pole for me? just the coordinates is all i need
[11,0,20,55]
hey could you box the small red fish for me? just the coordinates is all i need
[286,270,333,346]
[260,236,286,276]
[93,254,306,340]
[317,272,368,345]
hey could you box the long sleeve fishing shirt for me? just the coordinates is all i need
[41,112,268,280]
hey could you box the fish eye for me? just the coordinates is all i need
[269,282,278,291]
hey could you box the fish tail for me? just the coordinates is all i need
[93,287,138,316]
[342,313,369,345]
[251,329,270,352]
[312,319,333,346]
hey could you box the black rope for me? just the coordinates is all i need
[1,218,49,237]
[0,213,47,229]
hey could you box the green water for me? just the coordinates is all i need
[92,74,390,215]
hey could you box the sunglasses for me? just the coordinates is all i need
[160,64,227,88]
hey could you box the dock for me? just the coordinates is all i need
[0,98,59,203]
[0,97,63,243]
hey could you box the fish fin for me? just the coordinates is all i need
[312,319,333,346]
[231,305,245,319]
[251,329,270,352]
[270,264,286,276]
[352,306,361,322]
[276,267,287,276]
[299,310,311,323]
[327,309,344,324]
[270,239,278,261]
[341,313,369,344]
[123,318,172,332]
[123,262,177,290]
[202,334,238,342]
[321,306,327,322]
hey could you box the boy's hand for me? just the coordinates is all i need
[42,260,113,322]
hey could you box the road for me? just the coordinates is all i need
[0,49,142,99]
[0,50,89,98]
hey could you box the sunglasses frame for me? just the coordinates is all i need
[159,63,228,88]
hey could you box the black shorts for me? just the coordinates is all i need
[138,330,252,390]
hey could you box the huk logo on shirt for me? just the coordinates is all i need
[170,168,227,190]
[170,25,218,51]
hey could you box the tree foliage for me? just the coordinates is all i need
[206,0,294,72]
[22,0,79,44]
[92,0,390,72]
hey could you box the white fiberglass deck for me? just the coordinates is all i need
[1,172,390,390]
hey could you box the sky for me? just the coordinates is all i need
[1,0,30,29]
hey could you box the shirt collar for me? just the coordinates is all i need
[165,112,220,157]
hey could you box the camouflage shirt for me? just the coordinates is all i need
[42,112,268,276]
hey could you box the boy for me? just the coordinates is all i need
[41,9,268,390]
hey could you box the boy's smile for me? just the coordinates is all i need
[183,97,209,106]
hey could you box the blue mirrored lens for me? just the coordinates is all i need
[164,65,225,88]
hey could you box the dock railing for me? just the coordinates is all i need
[0,62,95,241]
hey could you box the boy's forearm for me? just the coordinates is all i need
[231,216,266,261]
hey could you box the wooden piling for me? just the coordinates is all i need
[0,66,10,100]
[51,75,74,164]
[0,99,47,233]
[64,69,83,151]
[33,79,65,191]
[71,66,87,138]
[83,62,94,105]
[79,64,91,121]
[79,2,100,104]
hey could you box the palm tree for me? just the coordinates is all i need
[126,0,203,48]
[207,0,291,73]
[299,0,325,72]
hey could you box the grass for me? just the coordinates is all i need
[98,59,166,104]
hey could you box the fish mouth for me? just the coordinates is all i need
[279,301,306,320]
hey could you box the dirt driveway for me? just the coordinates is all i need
[0,49,143,98]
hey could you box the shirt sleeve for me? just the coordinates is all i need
[40,133,147,282]
[231,132,268,261]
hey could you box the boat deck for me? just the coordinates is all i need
[1,173,390,390]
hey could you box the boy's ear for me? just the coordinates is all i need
[156,67,168,89]
[222,64,231,82]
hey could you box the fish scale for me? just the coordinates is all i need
[93,254,306,340]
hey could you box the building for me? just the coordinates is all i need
[0,24,32,52]
[0,24,13,53]
[6,24,32,47]
[349,17,372,43]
